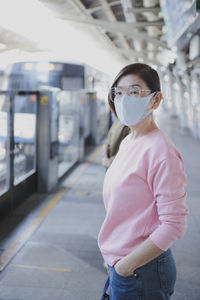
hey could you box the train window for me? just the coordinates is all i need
[53,63,63,72]
[0,94,10,195]
[13,95,36,113]
[61,76,83,91]
[13,94,37,185]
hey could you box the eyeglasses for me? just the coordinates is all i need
[109,85,155,102]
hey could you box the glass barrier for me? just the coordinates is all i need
[0,93,10,195]
[13,94,37,185]
[57,91,80,178]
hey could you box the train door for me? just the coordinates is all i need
[61,76,83,91]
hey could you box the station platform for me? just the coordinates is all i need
[0,106,200,300]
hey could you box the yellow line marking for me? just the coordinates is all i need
[0,145,102,271]
[0,188,67,272]
[65,145,102,188]
[11,264,71,273]
[38,187,67,219]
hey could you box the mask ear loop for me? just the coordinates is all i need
[151,91,158,109]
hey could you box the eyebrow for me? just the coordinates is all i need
[117,84,142,88]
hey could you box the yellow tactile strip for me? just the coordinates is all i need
[10,263,71,273]
[0,145,102,272]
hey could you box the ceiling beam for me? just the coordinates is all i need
[39,0,130,63]
[99,0,130,50]
[65,15,164,28]
[109,1,121,7]
[86,1,120,14]
[117,48,159,65]
[86,2,161,14]
[62,16,168,48]
[99,0,118,21]
[126,7,161,13]
[0,46,15,53]
[0,26,39,52]
[118,46,157,54]
[67,0,127,51]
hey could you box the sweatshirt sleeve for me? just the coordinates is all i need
[148,154,189,251]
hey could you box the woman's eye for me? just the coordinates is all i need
[115,91,122,96]
[130,90,138,95]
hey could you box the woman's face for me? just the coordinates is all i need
[116,73,161,111]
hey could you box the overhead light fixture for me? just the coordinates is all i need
[173,83,179,90]
[184,91,189,99]
[164,75,169,82]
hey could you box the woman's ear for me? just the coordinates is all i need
[152,92,162,110]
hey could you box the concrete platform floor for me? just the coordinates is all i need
[0,106,200,300]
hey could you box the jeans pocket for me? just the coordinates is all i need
[158,253,177,294]
[113,266,136,280]
[111,266,142,300]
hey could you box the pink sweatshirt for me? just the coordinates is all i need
[98,128,188,266]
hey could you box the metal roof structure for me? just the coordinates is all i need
[0,0,198,68]
[38,0,166,65]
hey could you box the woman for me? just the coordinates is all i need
[98,63,188,300]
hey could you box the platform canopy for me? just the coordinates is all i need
[0,0,195,75]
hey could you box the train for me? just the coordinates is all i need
[0,60,111,218]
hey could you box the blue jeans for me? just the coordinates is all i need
[108,249,176,300]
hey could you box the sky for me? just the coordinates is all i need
[0,0,126,76]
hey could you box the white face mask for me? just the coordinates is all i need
[114,92,155,126]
